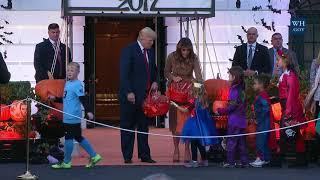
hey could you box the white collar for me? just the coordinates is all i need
[279,69,290,83]
[247,42,257,48]
[49,38,57,45]
[137,40,144,52]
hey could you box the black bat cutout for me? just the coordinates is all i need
[261,18,272,31]
[237,35,244,44]
[267,5,281,14]
[252,6,262,11]
[241,26,247,33]
[3,32,13,35]
[236,0,241,9]
[272,21,276,32]
[0,0,12,10]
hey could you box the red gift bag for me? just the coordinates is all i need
[143,91,170,118]
[167,80,192,104]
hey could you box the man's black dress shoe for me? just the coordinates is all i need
[124,159,133,164]
[141,158,156,163]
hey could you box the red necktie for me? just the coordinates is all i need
[143,49,150,90]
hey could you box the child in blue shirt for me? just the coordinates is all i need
[50,62,102,169]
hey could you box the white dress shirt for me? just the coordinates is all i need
[137,40,149,63]
[247,42,257,62]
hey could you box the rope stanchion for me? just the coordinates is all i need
[29,98,320,139]
[17,98,38,180]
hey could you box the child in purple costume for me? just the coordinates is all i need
[216,66,248,168]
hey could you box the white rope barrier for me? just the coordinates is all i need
[29,98,319,139]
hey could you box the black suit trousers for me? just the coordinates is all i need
[120,101,151,160]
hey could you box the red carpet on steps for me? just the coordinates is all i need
[72,128,185,166]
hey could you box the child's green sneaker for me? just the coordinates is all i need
[52,162,72,169]
[86,154,102,168]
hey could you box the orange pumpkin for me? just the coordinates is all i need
[246,122,256,150]
[204,79,230,101]
[271,102,282,122]
[212,101,228,113]
[0,104,11,121]
[35,79,65,101]
[10,100,27,122]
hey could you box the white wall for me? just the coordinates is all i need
[0,0,84,87]
[165,0,291,80]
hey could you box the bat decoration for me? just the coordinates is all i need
[261,18,272,31]
[241,26,247,33]
[272,21,276,32]
[237,35,244,44]
[0,26,4,29]
[1,38,13,44]
[267,5,281,14]
[263,40,269,44]
[1,0,12,10]
[252,6,262,11]
[3,31,13,35]
[229,58,233,61]
[236,0,241,9]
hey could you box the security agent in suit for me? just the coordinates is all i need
[269,33,300,76]
[119,27,158,164]
[0,52,10,84]
[232,27,271,76]
[34,23,71,83]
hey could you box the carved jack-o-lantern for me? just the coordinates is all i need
[10,100,27,122]
[212,101,228,113]
[0,104,11,121]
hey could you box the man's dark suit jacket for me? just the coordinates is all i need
[268,47,300,75]
[0,52,11,84]
[232,43,271,74]
[119,42,157,105]
[34,38,71,83]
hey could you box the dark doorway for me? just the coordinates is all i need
[84,17,166,124]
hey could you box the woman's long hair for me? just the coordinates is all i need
[174,37,197,65]
[277,53,296,73]
[192,85,209,108]
[228,66,244,87]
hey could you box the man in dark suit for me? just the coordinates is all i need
[232,27,271,75]
[0,52,11,84]
[269,33,299,76]
[34,23,71,83]
[119,27,158,164]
